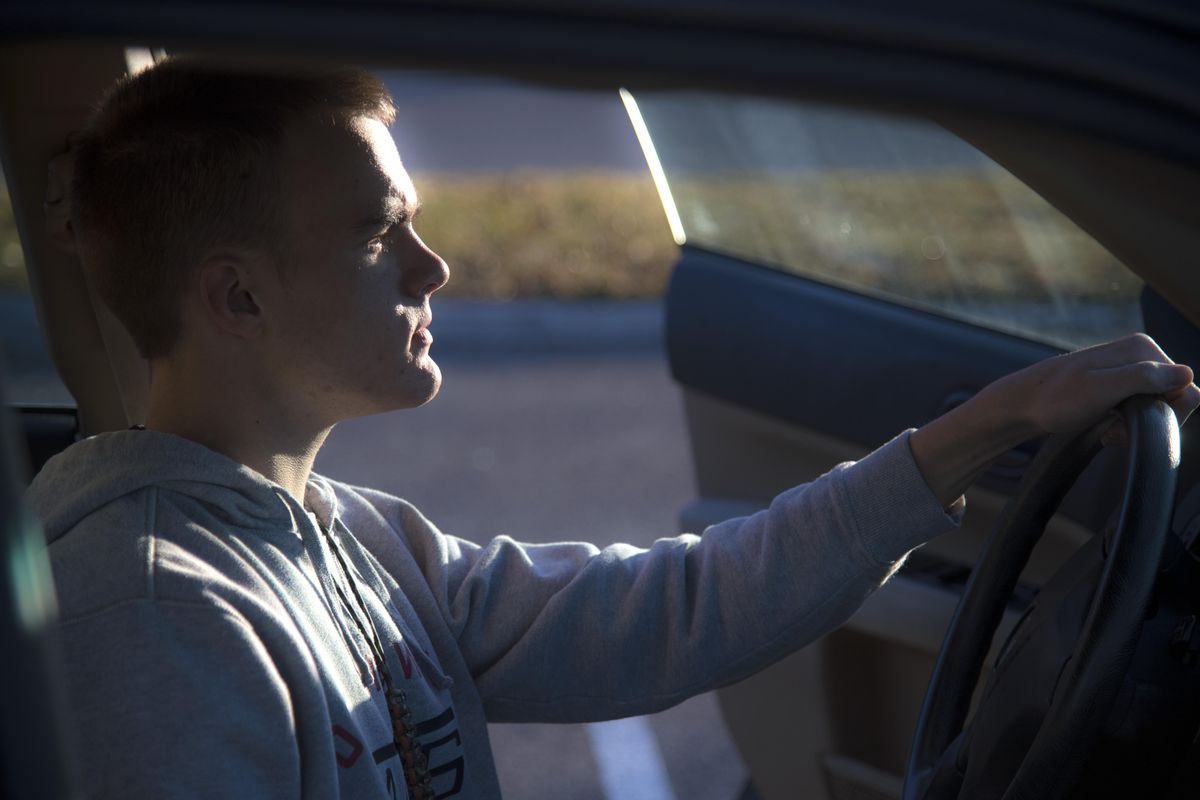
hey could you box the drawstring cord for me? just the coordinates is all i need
[282,487,436,798]
[317,518,436,799]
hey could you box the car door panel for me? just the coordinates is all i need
[667,247,1056,452]
[665,246,1125,799]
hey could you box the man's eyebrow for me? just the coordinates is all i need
[356,195,422,231]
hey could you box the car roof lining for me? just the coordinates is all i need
[10,1,1199,156]
[0,22,1198,433]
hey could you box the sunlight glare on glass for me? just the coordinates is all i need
[619,89,686,246]
[124,46,168,76]
[7,514,58,632]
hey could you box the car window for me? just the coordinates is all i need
[627,92,1144,349]
[385,73,676,303]
[0,173,71,405]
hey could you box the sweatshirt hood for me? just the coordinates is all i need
[28,430,311,543]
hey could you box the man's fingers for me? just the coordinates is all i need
[1084,361,1199,441]
[1104,336,1198,426]
[1084,332,1175,370]
[1167,382,1200,428]
[1153,361,1194,391]
[1099,382,1199,449]
[1037,335,1195,441]
[1120,332,1174,364]
[1096,360,1193,398]
[1099,367,1200,431]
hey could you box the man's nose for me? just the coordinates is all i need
[404,237,450,299]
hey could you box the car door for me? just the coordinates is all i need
[626,90,1194,799]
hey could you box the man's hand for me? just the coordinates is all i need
[909,333,1200,508]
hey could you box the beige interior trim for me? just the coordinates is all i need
[86,293,149,427]
[0,43,148,432]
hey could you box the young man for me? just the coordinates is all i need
[29,58,1200,798]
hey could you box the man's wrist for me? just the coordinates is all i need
[909,384,1039,507]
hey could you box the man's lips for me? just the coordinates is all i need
[413,317,433,346]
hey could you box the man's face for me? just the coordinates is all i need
[266,113,449,421]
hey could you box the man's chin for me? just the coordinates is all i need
[412,373,442,408]
[401,359,442,409]
[340,361,442,420]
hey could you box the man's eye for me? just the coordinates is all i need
[367,219,409,253]
[367,232,390,253]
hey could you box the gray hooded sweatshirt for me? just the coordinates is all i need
[29,428,959,798]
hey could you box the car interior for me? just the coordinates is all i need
[2,3,1200,799]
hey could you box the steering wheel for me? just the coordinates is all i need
[902,395,1180,800]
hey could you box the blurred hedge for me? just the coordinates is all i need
[666,169,1137,305]
[412,170,678,299]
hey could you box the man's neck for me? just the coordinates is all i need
[144,358,332,503]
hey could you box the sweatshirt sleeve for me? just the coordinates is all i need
[56,600,304,799]
[364,430,961,724]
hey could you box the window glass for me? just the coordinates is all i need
[632,93,1143,349]
[0,172,71,405]
[387,73,677,301]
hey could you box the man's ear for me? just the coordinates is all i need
[197,253,266,340]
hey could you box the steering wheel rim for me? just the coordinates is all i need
[902,395,1180,800]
